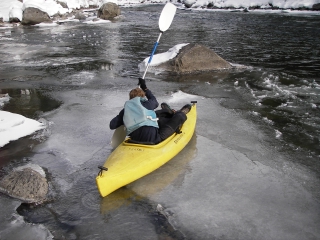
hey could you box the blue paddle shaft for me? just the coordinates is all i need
[142,32,162,79]
[148,41,159,63]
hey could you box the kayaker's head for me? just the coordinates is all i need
[129,88,146,99]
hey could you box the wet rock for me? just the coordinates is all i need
[0,165,48,203]
[184,0,196,8]
[158,43,232,73]
[22,7,52,25]
[313,3,320,10]
[97,2,121,20]
[75,11,86,20]
[9,17,20,23]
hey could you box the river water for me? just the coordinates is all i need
[0,5,320,240]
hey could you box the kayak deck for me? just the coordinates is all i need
[96,103,197,197]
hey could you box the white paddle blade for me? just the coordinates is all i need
[159,3,177,32]
[111,125,127,148]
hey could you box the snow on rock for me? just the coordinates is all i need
[188,0,320,9]
[22,0,69,17]
[0,110,45,148]
[8,1,23,22]
[0,94,10,107]
[138,43,189,73]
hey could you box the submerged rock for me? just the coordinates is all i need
[0,165,48,203]
[158,43,232,73]
[75,11,87,21]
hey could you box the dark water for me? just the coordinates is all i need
[0,5,320,239]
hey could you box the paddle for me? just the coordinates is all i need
[110,3,177,149]
[142,2,177,79]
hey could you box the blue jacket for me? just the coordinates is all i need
[109,89,162,144]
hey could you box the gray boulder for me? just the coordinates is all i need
[9,17,20,23]
[75,11,86,20]
[97,2,121,20]
[184,0,196,8]
[313,3,320,10]
[22,7,52,25]
[158,43,232,73]
[0,165,48,203]
[57,0,68,9]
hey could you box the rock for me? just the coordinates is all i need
[313,3,320,10]
[0,166,48,203]
[97,2,121,20]
[57,0,68,9]
[9,17,20,23]
[75,11,86,20]
[22,7,52,25]
[158,43,232,73]
[184,0,196,8]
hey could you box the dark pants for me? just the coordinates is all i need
[156,109,187,141]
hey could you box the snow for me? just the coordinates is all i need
[0,101,45,147]
[22,0,69,16]
[16,163,46,177]
[192,0,320,9]
[0,94,10,107]
[0,0,319,22]
[138,43,188,72]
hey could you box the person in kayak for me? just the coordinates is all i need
[109,78,191,144]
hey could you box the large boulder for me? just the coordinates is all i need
[158,43,232,73]
[313,3,320,10]
[184,0,196,8]
[97,2,121,20]
[0,165,48,203]
[22,7,52,25]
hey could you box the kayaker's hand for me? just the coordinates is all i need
[138,78,147,91]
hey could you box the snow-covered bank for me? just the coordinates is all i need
[0,0,319,23]
[187,0,320,10]
[0,95,45,147]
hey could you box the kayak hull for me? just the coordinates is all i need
[96,103,197,197]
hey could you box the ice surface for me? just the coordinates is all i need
[0,213,53,240]
[150,135,320,239]
[124,95,320,239]
[32,89,127,170]
[84,19,111,24]
[0,196,53,240]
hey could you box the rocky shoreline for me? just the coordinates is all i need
[0,2,121,26]
[1,1,319,27]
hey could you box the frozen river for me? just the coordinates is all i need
[0,5,320,239]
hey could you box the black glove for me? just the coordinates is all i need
[138,78,147,91]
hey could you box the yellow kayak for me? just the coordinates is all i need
[96,102,197,197]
